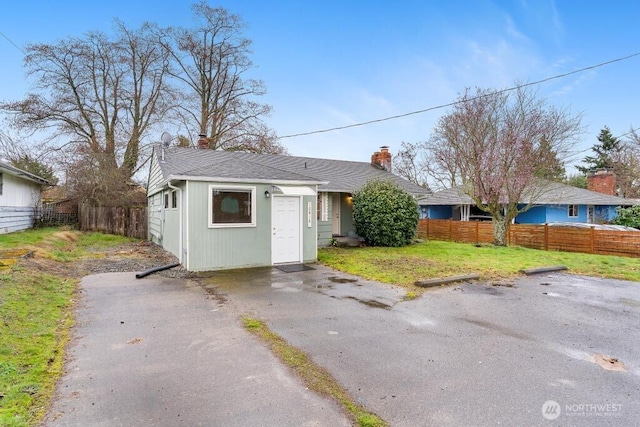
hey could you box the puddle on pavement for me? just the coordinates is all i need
[461,318,532,341]
[344,296,392,309]
[619,298,640,308]
[270,281,302,292]
[328,276,359,284]
[203,287,227,304]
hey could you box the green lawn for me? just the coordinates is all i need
[0,228,135,427]
[319,240,640,287]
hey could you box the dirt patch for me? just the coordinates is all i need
[16,241,193,280]
[590,354,626,372]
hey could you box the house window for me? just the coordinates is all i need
[0,173,3,195]
[568,204,579,218]
[171,190,177,209]
[209,185,256,227]
[317,192,329,221]
[164,192,169,209]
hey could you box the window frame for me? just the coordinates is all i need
[208,185,256,228]
[568,204,579,218]
[171,190,177,209]
[317,192,329,222]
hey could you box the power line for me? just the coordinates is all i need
[0,31,26,55]
[279,51,640,140]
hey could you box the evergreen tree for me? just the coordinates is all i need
[577,126,620,173]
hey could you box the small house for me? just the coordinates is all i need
[146,144,429,271]
[420,172,636,224]
[0,161,52,234]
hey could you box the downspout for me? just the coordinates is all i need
[167,180,183,264]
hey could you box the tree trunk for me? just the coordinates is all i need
[492,218,508,246]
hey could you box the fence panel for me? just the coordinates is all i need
[79,205,147,239]
[418,219,640,258]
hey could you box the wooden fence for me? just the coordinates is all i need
[417,218,640,258]
[79,205,147,239]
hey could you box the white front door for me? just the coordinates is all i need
[272,196,301,264]
[332,193,341,235]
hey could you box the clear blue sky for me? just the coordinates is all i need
[1,0,639,174]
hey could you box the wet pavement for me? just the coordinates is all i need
[43,272,350,427]
[203,265,640,426]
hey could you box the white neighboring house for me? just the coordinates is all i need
[0,161,52,234]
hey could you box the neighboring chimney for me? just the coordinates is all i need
[197,133,209,149]
[587,169,616,196]
[371,146,392,172]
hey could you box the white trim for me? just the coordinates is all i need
[208,185,257,228]
[568,204,579,218]
[168,174,327,186]
[185,181,190,271]
[272,185,317,196]
[319,192,329,222]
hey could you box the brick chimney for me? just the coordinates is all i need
[371,146,392,172]
[197,133,209,149]
[587,169,616,196]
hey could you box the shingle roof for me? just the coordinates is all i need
[0,161,52,186]
[155,147,431,196]
[420,181,637,206]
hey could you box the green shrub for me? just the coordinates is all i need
[612,205,640,229]
[352,180,419,247]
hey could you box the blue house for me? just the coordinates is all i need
[420,181,637,225]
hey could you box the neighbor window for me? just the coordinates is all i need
[0,173,3,195]
[209,185,256,227]
[317,192,328,221]
[164,192,169,209]
[171,190,177,209]
[568,204,578,218]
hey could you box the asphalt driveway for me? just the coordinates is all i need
[205,265,640,426]
[43,272,349,426]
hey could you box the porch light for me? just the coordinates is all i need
[264,190,270,198]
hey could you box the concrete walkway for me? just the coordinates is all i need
[43,272,349,427]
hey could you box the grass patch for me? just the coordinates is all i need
[0,227,137,426]
[242,316,387,427]
[319,240,640,287]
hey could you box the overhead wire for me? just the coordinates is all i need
[278,51,640,140]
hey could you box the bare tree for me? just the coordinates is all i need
[160,2,286,154]
[428,86,582,245]
[1,21,171,178]
[612,129,640,198]
[393,141,430,189]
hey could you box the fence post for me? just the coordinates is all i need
[426,218,430,239]
[448,219,452,241]
[475,221,479,244]
[544,224,549,251]
[590,226,595,254]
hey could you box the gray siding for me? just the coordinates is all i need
[0,206,36,234]
[147,152,165,196]
[186,181,272,271]
[148,192,164,245]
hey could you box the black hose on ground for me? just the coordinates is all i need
[135,262,181,279]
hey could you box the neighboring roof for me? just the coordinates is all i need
[154,146,431,196]
[420,181,637,207]
[0,161,52,186]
